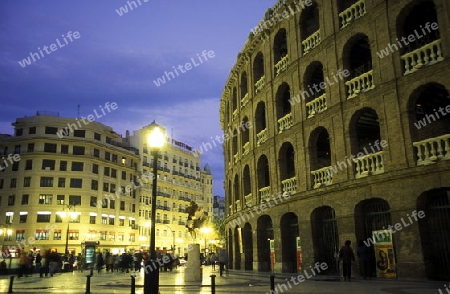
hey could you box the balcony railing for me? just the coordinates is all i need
[311,166,334,189]
[275,55,289,77]
[256,129,268,146]
[242,142,250,156]
[306,93,327,118]
[354,151,385,179]
[259,186,271,202]
[235,200,241,212]
[345,70,375,99]
[302,30,321,55]
[281,177,297,193]
[255,76,265,93]
[278,113,293,133]
[413,134,450,166]
[241,93,249,109]
[401,39,444,75]
[339,0,367,28]
[244,193,253,207]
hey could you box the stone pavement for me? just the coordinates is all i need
[0,266,446,294]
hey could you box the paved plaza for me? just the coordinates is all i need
[0,266,446,294]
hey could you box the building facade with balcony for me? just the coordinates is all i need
[130,124,213,257]
[220,0,450,280]
[0,114,141,256]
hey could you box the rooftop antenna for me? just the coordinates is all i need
[77,104,80,118]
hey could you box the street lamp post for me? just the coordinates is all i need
[145,122,165,294]
[63,204,77,257]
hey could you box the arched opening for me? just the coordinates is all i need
[354,198,393,277]
[233,174,241,212]
[398,1,439,55]
[228,228,233,269]
[257,155,270,201]
[338,0,359,12]
[255,102,267,134]
[410,83,450,141]
[417,188,450,280]
[257,215,273,272]
[234,226,242,270]
[232,87,238,112]
[300,1,320,54]
[240,72,248,99]
[276,83,291,119]
[350,108,384,178]
[241,116,250,153]
[244,223,253,271]
[309,127,332,188]
[274,29,288,76]
[281,212,299,273]
[243,165,252,206]
[273,29,288,65]
[253,52,265,92]
[409,83,450,165]
[227,180,232,215]
[351,108,381,154]
[304,62,327,117]
[311,206,339,274]
[232,129,239,161]
[344,35,372,79]
[278,142,296,193]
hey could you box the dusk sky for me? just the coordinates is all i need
[0,0,275,196]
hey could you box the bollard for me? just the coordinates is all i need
[130,274,136,294]
[7,275,14,293]
[270,275,275,291]
[85,275,91,294]
[210,274,216,294]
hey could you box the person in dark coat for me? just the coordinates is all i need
[96,252,104,273]
[339,240,355,281]
[357,240,371,279]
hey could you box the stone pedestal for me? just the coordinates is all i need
[185,244,202,282]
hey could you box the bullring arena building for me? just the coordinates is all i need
[220,0,450,280]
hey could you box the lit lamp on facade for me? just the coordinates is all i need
[144,122,165,294]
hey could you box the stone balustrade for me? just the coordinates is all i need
[235,200,241,212]
[259,186,271,202]
[345,70,375,99]
[256,128,268,146]
[241,93,249,109]
[311,166,334,188]
[281,177,297,193]
[243,142,250,156]
[302,30,321,55]
[278,113,293,133]
[401,39,444,75]
[275,55,289,76]
[354,151,385,179]
[306,93,327,118]
[244,193,253,207]
[413,134,450,166]
[255,76,265,93]
[339,0,367,28]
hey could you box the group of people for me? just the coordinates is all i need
[338,240,373,281]
[18,249,66,278]
[94,251,180,274]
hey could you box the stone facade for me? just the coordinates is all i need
[220,0,450,280]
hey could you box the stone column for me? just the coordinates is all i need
[185,244,202,282]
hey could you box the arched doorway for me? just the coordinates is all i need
[243,223,253,271]
[257,215,273,271]
[234,226,241,270]
[281,212,299,273]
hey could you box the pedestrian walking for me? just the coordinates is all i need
[357,240,371,279]
[218,249,228,277]
[96,252,104,273]
[35,252,42,274]
[107,253,115,273]
[210,253,217,270]
[339,240,355,281]
[18,252,28,278]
